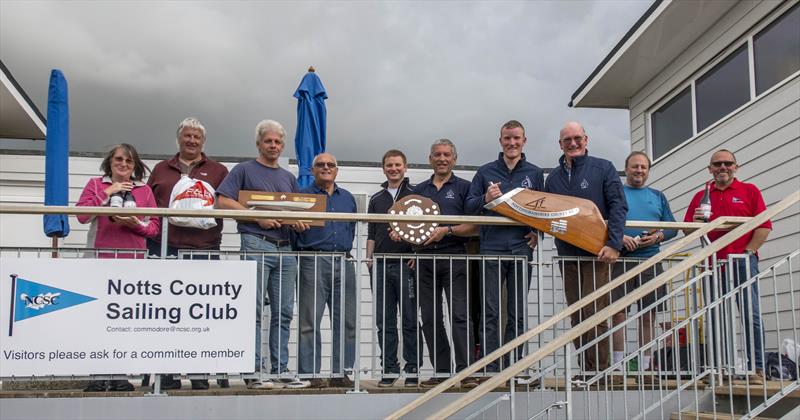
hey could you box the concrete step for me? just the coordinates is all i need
[670,411,776,420]
[713,381,800,398]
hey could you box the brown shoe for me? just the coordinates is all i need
[329,376,354,388]
[638,374,660,385]
[748,369,764,385]
[419,377,445,388]
[461,377,479,389]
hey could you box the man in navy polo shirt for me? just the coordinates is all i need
[466,120,544,374]
[217,119,307,389]
[295,152,358,389]
[544,121,627,376]
[407,139,478,388]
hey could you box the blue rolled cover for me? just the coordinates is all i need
[293,70,327,188]
[43,69,71,238]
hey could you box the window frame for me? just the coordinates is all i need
[646,1,800,165]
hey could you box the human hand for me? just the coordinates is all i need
[292,220,310,233]
[485,182,502,203]
[524,231,538,249]
[692,208,711,222]
[104,181,133,196]
[111,215,141,229]
[257,219,282,230]
[407,259,415,270]
[422,226,448,246]
[638,232,660,247]
[622,235,639,252]
[597,246,620,264]
[389,229,402,242]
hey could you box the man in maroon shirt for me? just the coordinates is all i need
[684,149,771,384]
[145,117,229,390]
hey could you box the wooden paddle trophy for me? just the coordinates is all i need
[485,188,608,255]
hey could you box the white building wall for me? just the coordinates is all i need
[626,0,800,351]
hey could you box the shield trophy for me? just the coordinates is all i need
[389,195,439,245]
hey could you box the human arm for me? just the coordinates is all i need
[422,223,478,246]
[464,171,488,215]
[603,163,628,252]
[746,228,770,253]
[76,178,110,224]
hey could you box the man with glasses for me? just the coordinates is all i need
[466,120,543,376]
[217,120,308,389]
[145,117,229,390]
[684,149,771,385]
[294,153,358,389]
[544,121,627,379]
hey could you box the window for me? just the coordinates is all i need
[754,3,800,95]
[649,4,799,162]
[651,87,692,160]
[695,44,750,132]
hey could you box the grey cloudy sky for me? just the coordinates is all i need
[1,0,652,168]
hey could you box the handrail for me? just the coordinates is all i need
[0,204,743,230]
[387,190,799,420]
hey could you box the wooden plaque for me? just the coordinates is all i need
[238,190,327,226]
[388,195,439,245]
[485,188,608,255]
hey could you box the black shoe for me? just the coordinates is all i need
[309,378,328,388]
[141,374,150,387]
[217,379,230,388]
[83,381,107,392]
[190,380,209,390]
[108,380,134,392]
[378,377,397,387]
[404,377,418,387]
[160,377,182,390]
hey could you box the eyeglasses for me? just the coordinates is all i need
[314,162,337,169]
[560,136,585,144]
[710,161,736,168]
[113,156,134,165]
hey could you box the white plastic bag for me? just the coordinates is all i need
[783,338,800,364]
[168,175,218,230]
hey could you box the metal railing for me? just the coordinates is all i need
[388,190,799,419]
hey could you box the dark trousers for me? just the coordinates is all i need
[481,247,532,372]
[418,250,474,373]
[372,258,422,374]
[560,259,610,372]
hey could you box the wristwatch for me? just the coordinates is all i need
[446,226,454,236]
[744,249,756,256]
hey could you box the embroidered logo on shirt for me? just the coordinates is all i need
[445,189,455,199]
[732,197,744,204]
[580,179,589,189]
[200,172,208,176]
[521,176,532,189]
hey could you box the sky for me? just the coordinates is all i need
[0,0,653,168]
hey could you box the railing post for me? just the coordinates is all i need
[565,344,573,420]
[349,222,366,394]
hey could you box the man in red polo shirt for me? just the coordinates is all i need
[684,149,771,384]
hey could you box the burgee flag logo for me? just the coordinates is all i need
[7,274,96,336]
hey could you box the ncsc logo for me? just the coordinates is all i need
[20,292,61,310]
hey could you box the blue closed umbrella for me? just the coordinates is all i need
[43,69,71,239]
[293,66,328,188]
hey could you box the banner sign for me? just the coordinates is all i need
[0,258,256,377]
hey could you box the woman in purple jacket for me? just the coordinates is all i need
[77,143,159,392]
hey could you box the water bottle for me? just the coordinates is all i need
[699,182,712,222]
[109,193,124,208]
[123,191,137,208]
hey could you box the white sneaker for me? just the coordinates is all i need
[246,379,274,389]
[285,378,310,389]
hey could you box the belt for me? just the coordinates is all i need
[243,233,290,247]
[297,248,354,259]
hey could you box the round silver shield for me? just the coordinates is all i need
[388,194,439,245]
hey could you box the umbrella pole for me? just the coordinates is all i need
[51,236,59,258]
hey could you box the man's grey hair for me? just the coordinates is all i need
[255,120,286,142]
[312,153,338,167]
[430,138,457,158]
[176,117,206,139]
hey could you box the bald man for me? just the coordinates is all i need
[544,121,627,378]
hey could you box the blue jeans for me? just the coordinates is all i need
[480,247,531,372]
[240,234,297,373]
[371,257,421,374]
[298,254,357,375]
[707,254,764,371]
[725,254,764,370]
